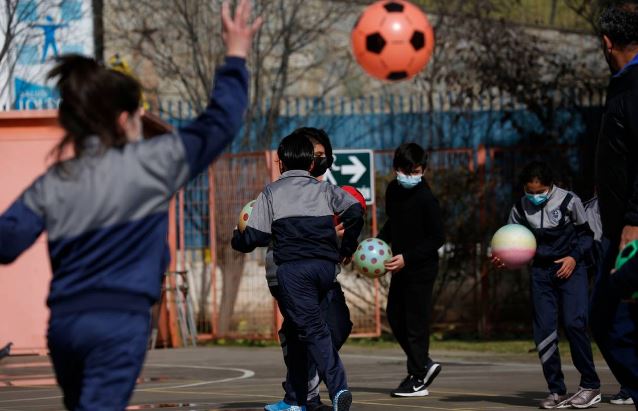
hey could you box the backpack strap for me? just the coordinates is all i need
[558,192,573,225]
[515,198,530,228]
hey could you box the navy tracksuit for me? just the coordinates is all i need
[0,58,249,410]
[509,187,600,394]
[232,170,364,405]
[268,253,352,407]
[47,311,150,410]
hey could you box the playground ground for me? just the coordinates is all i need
[0,344,626,410]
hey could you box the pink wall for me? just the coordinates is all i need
[0,111,62,354]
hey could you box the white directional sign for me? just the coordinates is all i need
[324,149,375,205]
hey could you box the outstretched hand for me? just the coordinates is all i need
[620,225,638,251]
[221,0,263,58]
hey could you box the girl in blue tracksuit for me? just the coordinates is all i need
[498,161,600,409]
[0,2,261,409]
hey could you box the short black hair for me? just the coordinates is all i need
[291,127,333,167]
[277,132,315,171]
[519,161,554,187]
[599,1,638,47]
[393,143,428,173]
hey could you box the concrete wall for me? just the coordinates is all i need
[0,111,62,354]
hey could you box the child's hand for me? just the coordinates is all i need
[341,256,352,265]
[221,0,263,58]
[555,256,576,279]
[491,256,506,269]
[335,223,345,239]
[620,225,638,251]
[385,254,405,273]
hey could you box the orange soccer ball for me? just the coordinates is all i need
[351,0,435,82]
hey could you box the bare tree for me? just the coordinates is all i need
[0,1,44,103]
[105,0,361,335]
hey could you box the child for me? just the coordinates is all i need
[497,161,601,409]
[232,132,364,411]
[0,2,260,409]
[377,143,445,397]
[264,128,357,411]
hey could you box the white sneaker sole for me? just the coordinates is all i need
[392,389,430,397]
[571,394,602,409]
[610,398,634,405]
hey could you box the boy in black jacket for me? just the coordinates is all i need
[378,143,445,397]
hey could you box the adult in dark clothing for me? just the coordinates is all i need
[378,143,445,398]
[590,1,638,407]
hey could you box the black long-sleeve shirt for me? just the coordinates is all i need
[595,56,638,247]
[378,179,445,277]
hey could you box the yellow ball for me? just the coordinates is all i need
[238,200,256,232]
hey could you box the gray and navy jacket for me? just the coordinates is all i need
[231,170,364,265]
[508,186,594,264]
[0,57,248,315]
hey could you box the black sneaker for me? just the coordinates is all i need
[610,389,634,405]
[423,362,442,388]
[391,375,429,397]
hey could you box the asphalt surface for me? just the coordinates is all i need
[0,345,630,410]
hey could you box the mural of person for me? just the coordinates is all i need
[34,16,68,63]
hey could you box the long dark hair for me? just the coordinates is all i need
[48,54,141,163]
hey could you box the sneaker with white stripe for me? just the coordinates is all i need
[391,375,430,397]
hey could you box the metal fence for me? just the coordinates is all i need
[170,151,382,341]
[164,139,589,343]
[7,86,603,342]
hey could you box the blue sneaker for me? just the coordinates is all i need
[332,390,352,411]
[264,400,306,411]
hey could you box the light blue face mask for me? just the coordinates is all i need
[397,172,422,189]
[526,192,549,206]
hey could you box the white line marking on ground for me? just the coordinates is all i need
[143,363,254,389]
[0,363,254,403]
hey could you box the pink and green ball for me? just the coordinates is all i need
[491,224,537,268]
[238,200,256,232]
[353,238,393,279]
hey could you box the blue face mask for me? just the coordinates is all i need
[526,192,549,206]
[397,172,422,189]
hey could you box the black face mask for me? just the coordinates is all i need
[311,156,330,177]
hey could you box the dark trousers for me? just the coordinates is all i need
[386,271,436,379]
[591,237,638,405]
[47,310,150,411]
[276,259,349,405]
[530,262,600,394]
[270,281,353,406]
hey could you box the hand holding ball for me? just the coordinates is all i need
[490,224,537,269]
